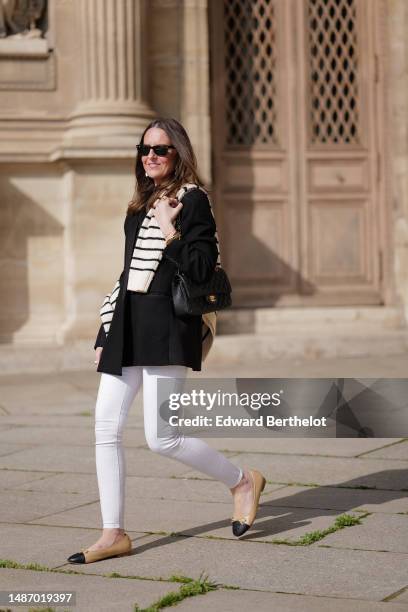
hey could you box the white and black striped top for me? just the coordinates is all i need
[99,183,221,337]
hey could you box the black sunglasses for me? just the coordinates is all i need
[137,144,176,156]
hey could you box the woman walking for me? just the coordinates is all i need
[67,118,266,564]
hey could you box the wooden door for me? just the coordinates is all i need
[209,0,389,307]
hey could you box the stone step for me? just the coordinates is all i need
[205,327,408,366]
[217,306,406,334]
[209,306,408,365]
[0,328,407,376]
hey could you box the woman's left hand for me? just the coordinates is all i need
[152,196,183,235]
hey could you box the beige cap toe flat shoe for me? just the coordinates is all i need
[67,532,132,564]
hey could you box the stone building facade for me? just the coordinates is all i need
[0,0,407,366]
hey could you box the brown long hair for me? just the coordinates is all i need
[127,117,208,215]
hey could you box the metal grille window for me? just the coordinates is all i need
[308,0,360,144]
[223,0,278,146]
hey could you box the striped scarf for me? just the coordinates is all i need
[99,183,220,362]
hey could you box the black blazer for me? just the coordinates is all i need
[94,187,219,375]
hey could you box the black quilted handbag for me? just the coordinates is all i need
[167,259,232,316]
[165,215,232,316]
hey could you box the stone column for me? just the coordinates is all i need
[55,0,156,344]
[63,0,155,148]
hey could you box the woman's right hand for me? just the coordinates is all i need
[94,347,103,366]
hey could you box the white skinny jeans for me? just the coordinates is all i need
[94,365,243,528]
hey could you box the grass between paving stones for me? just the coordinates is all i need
[177,511,369,546]
[134,572,218,611]
[0,510,370,575]
[0,563,219,612]
[0,575,218,612]
[0,560,209,586]
[0,511,369,608]
[0,575,219,612]
[269,511,370,546]
[163,511,370,546]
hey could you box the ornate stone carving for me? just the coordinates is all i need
[0,0,46,39]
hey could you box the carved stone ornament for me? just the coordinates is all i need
[0,0,46,39]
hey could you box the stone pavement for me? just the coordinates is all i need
[0,354,407,611]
